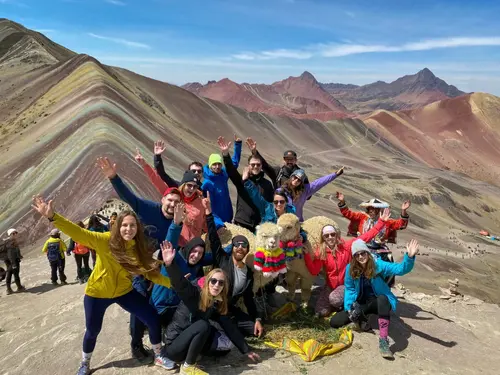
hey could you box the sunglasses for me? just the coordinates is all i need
[273,200,286,205]
[233,241,248,248]
[190,169,202,174]
[209,278,225,287]
[355,251,370,258]
[323,233,336,238]
[250,163,261,167]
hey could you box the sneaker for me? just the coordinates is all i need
[379,338,394,359]
[131,344,153,364]
[154,354,176,370]
[6,287,14,295]
[61,281,68,285]
[16,285,26,292]
[76,362,90,375]
[52,281,59,286]
[180,364,208,375]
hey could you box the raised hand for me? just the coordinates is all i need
[31,195,55,219]
[242,165,251,181]
[379,207,391,221]
[336,191,345,202]
[96,157,117,179]
[245,137,257,154]
[336,166,345,176]
[217,136,232,155]
[201,192,212,214]
[406,239,419,257]
[134,148,146,166]
[160,240,175,266]
[173,203,186,225]
[154,140,167,155]
[234,134,242,143]
[401,200,411,211]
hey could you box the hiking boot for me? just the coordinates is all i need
[79,279,85,285]
[131,344,153,364]
[180,364,208,375]
[154,354,176,370]
[6,287,14,295]
[61,281,68,285]
[76,362,90,375]
[16,285,26,292]
[379,338,394,359]
[52,281,59,286]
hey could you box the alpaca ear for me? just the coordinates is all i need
[277,226,283,234]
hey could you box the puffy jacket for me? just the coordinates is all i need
[201,141,242,223]
[42,237,67,259]
[51,213,171,299]
[339,202,409,247]
[304,220,386,289]
[223,154,274,231]
[344,254,415,312]
[164,257,250,354]
[254,150,310,190]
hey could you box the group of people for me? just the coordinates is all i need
[22,134,418,375]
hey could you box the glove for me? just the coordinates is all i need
[348,302,363,322]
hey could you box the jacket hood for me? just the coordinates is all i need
[203,164,228,180]
[180,237,206,265]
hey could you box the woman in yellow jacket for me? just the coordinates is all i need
[32,195,174,375]
[41,228,68,285]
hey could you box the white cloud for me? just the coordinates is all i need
[105,0,126,5]
[87,33,150,49]
[233,36,500,60]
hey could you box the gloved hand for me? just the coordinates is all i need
[348,302,363,322]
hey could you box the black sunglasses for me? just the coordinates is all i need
[191,169,202,174]
[273,200,286,205]
[209,278,225,287]
[233,241,248,248]
[323,233,336,238]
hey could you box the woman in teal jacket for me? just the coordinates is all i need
[330,238,419,359]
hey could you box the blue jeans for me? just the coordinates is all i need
[83,290,161,353]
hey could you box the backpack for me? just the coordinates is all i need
[73,242,89,255]
[47,241,61,262]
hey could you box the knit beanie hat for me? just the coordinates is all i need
[351,239,370,256]
[291,169,307,182]
[181,170,201,187]
[232,235,249,248]
[208,154,223,167]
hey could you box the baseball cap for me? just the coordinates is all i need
[283,150,297,158]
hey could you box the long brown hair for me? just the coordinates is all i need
[199,268,229,315]
[349,254,376,279]
[108,210,161,277]
[281,179,305,202]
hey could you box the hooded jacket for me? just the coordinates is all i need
[50,213,171,299]
[163,258,250,354]
[344,254,415,312]
[201,141,242,223]
[304,220,386,290]
[338,201,409,248]
[223,154,274,231]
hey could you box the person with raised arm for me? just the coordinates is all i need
[245,138,310,190]
[219,136,274,233]
[201,135,242,224]
[153,140,205,187]
[330,239,419,359]
[31,195,175,375]
[304,208,391,318]
[202,193,265,339]
[160,240,261,375]
[96,157,182,249]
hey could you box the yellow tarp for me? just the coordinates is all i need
[264,302,353,362]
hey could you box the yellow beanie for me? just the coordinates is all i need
[208,153,223,167]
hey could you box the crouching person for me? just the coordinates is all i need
[161,241,261,375]
[329,239,419,359]
[42,229,67,285]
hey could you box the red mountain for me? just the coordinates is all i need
[182,71,351,121]
[321,68,465,113]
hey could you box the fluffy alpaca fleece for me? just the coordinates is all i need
[202,222,283,293]
[301,216,341,256]
[277,213,314,305]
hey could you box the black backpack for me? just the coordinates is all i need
[47,242,61,262]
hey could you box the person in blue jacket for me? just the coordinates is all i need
[201,136,242,224]
[330,238,420,360]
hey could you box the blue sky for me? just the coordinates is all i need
[2,0,500,94]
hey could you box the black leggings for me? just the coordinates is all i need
[74,253,91,280]
[165,320,210,365]
[330,295,391,328]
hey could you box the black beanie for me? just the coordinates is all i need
[181,170,201,187]
[232,235,249,247]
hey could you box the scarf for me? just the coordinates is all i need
[253,247,287,278]
[181,190,199,204]
[279,239,304,261]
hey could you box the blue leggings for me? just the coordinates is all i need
[83,290,161,353]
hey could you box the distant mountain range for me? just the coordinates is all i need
[183,68,465,118]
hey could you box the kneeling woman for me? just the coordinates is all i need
[31,195,173,375]
[161,241,260,375]
[330,238,419,359]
